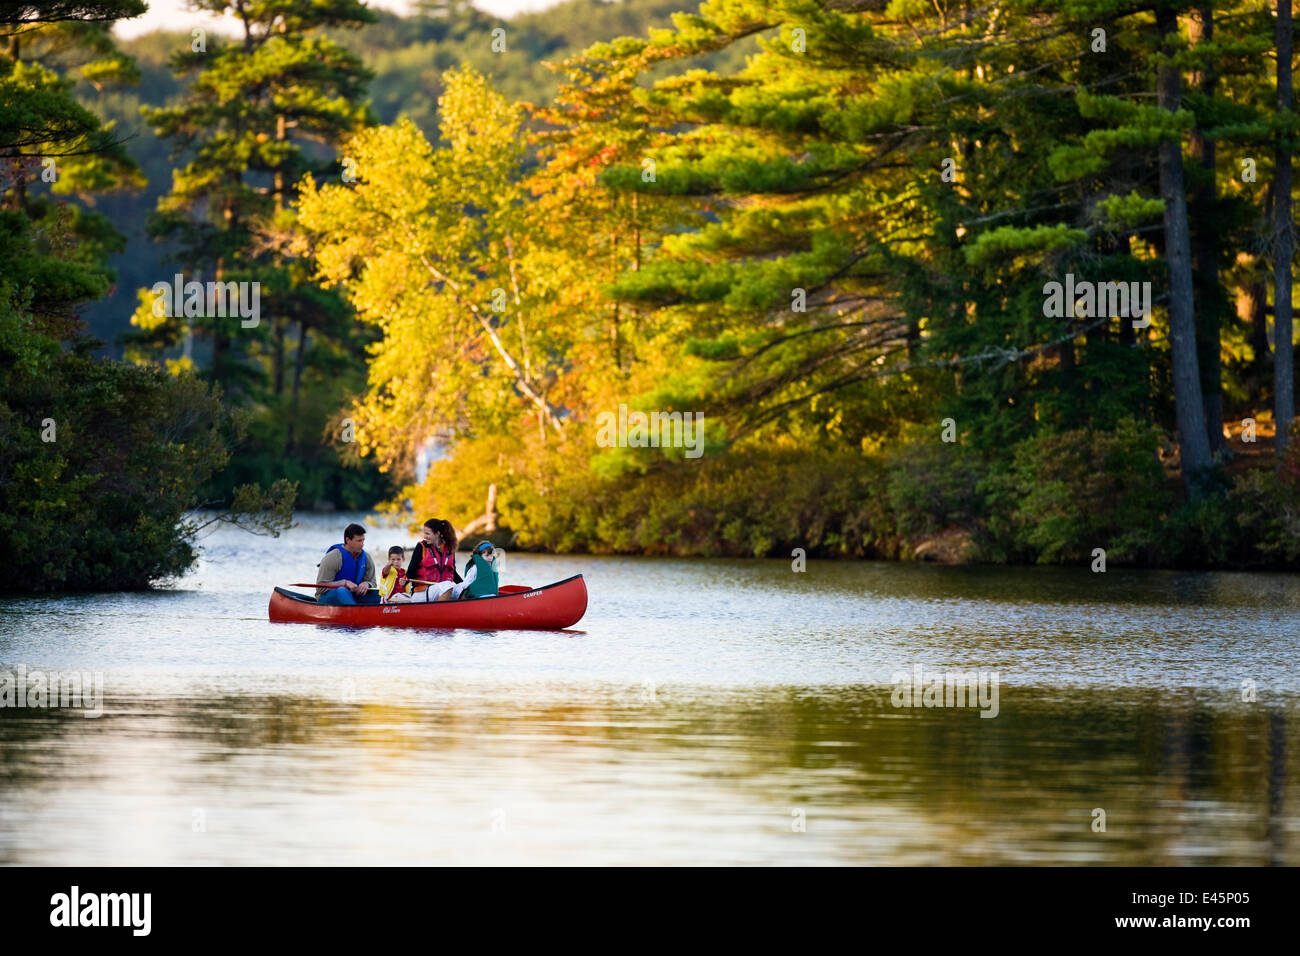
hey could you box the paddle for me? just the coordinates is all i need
[405,578,532,594]
[293,580,532,595]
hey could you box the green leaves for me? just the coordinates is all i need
[963,224,1089,269]
[0,353,268,591]
[1093,190,1165,229]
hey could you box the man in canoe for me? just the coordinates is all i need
[315,523,380,605]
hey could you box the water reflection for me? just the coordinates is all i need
[2,517,1296,864]
[1,684,1293,865]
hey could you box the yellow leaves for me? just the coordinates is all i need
[128,285,167,332]
[438,65,527,164]
[293,64,620,468]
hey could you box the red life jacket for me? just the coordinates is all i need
[417,544,456,583]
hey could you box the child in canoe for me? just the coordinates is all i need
[378,545,409,602]
[451,541,500,599]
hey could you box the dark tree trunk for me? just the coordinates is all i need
[1190,7,1227,453]
[1119,235,1136,348]
[1059,337,1076,425]
[1245,187,1275,394]
[1243,274,1272,387]
[287,321,307,453]
[272,317,285,396]
[1276,0,1295,451]
[208,263,227,388]
[4,37,24,212]
[1156,8,1213,493]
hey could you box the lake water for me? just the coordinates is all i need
[1,514,1297,865]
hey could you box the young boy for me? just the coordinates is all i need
[378,545,409,602]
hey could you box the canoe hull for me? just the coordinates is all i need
[268,574,587,631]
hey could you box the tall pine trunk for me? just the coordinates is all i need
[1157,8,1213,493]
[1190,7,1226,453]
[272,110,287,399]
[1241,267,1272,389]
[1276,0,1295,451]
[272,317,285,396]
[1242,189,1275,397]
[287,321,307,453]
[209,262,227,386]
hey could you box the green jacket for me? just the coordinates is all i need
[464,552,498,598]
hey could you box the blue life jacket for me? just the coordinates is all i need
[326,543,368,584]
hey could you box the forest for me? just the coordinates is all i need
[2,0,1299,591]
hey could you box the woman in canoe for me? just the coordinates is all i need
[390,518,460,603]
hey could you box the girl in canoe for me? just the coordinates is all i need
[390,518,460,603]
[452,541,500,599]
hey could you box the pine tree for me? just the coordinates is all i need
[0,0,144,334]
[130,1,373,394]
[125,1,388,505]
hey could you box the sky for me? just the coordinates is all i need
[112,0,565,38]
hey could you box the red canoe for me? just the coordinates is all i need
[268,574,588,630]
